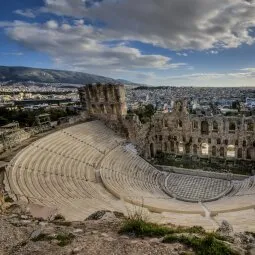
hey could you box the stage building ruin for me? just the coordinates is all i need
[79,83,255,172]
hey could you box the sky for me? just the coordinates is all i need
[0,0,255,87]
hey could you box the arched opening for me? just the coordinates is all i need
[220,147,225,157]
[193,144,198,155]
[178,120,183,128]
[212,146,216,156]
[227,145,235,158]
[213,121,218,132]
[178,142,184,153]
[164,142,168,152]
[201,121,209,135]
[229,122,236,133]
[170,141,175,152]
[243,140,247,147]
[237,148,242,159]
[150,143,155,158]
[217,138,221,145]
[246,148,253,160]
[185,144,190,154]
[201,143,209,155]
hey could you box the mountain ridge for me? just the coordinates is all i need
[0,66,142,87]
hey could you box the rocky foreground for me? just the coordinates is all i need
[0,204,255,255]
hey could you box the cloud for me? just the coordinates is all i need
[2,20,184,73]
[176,52,188,57]
[14,9,36,18]
[39,0,255,50]
[1,52,24,56]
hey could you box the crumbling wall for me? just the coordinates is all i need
[141,100,255,165]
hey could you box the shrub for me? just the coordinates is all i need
[163,233,238,255]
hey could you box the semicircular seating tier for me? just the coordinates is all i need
[5,121,255,232]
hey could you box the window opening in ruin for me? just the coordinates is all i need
[243,140,247,147]
[201,143,209,155]
[217,138,221,144]
[224,139,228,145]
[246,148,252,160]
[178,142,184,153]
[178,120,183,128]
[193,121,198,129]
[111,104,117,115]
[193,144,198,155]
[235,140,239,146]
[185,144,190,154]
[198,138,201,143]
[229,122,236,133]
[159,135,163,141]
[237,148,242,159]
[208,138,211,144]
[201,121,209,135]
[220,147,224,157]
[212,121,218,132]
[164,142,168,152]
[150,143,155,158]
[212,146,216,156]
[227,145,235,158]
[170,141,175,152]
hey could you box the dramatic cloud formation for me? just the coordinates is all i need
[3,20,183,72]
[41,0,255,50]
[1,0,255,85]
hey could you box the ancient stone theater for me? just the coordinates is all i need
[4,83,255,232]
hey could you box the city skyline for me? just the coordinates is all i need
[0,0,255,87]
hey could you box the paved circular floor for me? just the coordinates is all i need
[163,173,232,202]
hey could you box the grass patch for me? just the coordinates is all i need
[119,218,173,237]
[163,233,238,255]
[56,233,75,247]
[119,217,206,237]
[31,232,75,247]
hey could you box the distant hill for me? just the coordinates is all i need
[0,66,141,87]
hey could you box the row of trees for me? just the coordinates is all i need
[0,107,78,127]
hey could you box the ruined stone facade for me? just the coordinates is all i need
[79,84,255,169]
[79,83,127,121]
[143,100,255,163]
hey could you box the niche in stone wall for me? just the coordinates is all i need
[227,145,235,158]
[246,148,253,160]
[220,147,225,157]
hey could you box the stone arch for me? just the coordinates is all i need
[220,147,225,157]
[237,148,242,159]
[193,144,198,155]
[212,146,217,156]
[213,121,218,131]
[227,145,235,158]
[201,121,209,135]
[150,143,155,158]
[201,143,209,155]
